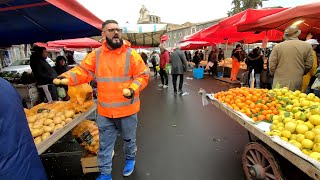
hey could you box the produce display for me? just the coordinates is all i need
[24,100,94,145]
[72,120,99,155]
[214,87,320,161]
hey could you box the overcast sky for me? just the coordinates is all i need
[78,0,317,25]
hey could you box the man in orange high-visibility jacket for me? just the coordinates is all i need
[54,20,149,180]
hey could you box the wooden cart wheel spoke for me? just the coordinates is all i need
[246,155,256,165]
[255,149,262,164]
[265,172,276,179]
[264,164,271,171]
[242,142,283,180]
[261,154,266,167]
[249,150,259,164]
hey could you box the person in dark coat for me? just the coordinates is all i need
[218,48,225,61]
[54,56,68,75]
[30,46,58,102]
[0,77,47,180]
[170,47,188,95]
[67,54,76,65]
[188,51,192,62]
[193,51,200,68]
[246,48,264,88]
[140,52,148,64]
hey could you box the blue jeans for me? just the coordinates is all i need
[96,114,138,174]
[249,73,261,88]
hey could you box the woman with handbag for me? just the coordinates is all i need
[170,46,188,95]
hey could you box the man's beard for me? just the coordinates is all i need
[106,36,123,49]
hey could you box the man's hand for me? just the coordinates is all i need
[123,88,135,104]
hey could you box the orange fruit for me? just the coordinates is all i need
[272,109,279,115]
[252,117,258,122]
[258,115,266,121]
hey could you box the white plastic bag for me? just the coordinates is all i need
[198,88,209,106]
[312,78,320,90]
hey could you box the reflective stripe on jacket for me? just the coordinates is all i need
[62,41,149,118]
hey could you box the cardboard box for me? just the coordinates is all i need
[80,151,114,174]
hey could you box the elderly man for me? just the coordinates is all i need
[54,20,149,180]
[269,25,314,91]
[170,46,188,95]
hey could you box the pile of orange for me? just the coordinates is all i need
[214,87,280,122]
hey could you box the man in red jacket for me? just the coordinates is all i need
[159,45,170,88]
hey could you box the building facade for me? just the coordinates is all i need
[163,19,223,49]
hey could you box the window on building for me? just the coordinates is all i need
[153,17,155,23]
[155,17,158,23]
[191,28,196,34]
[185,31,188,36]
[168,42,171,47]
[149,16,152,22]
[168,34,171,39]
[168,28,171,31]
[179,32,182,37]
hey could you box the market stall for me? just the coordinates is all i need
[0,0,102,46]
[237,2,320,39]
[47,38,101,49]
[121,23,167,47]
[24,84,97,155]
[207,87,320,179]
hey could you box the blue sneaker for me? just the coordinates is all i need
[123,159,135,176]
[96,173,112,180]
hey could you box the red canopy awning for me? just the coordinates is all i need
[48,38,101,48]
[34,42,61,52]
[180,41,215,50]
[184,8,286,44]
[237,2,320,39]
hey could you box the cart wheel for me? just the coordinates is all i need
[242,142,283,180]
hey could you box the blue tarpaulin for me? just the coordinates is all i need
[0,0,103,46]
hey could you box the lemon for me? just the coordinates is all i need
[314,135,320,143]
[290,134,298,141]
[302,149,313,156]
[270,125,277,131]
[289,140,297,144]
[296,124,308,134]
[313,128,320,135]
[296,120,305,125]
[313,143,320,153]
[277,122,285,128]
[304,121,314,130]
[281,130,291,139]
[281,137,289,142]
[309,115,320,126]
[301,139,314,149]
[305,131,315,141]
[292,142,303,150]
[272,119,279,125]
[293,102,301,107]
[300,100,310,107]
[309,152,320,160]
[296,134,305,143]
[285,122,297,133]
[270,130,281,136]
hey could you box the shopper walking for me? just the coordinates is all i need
[269,25,313,91]
[150,51,159,76]
[170,46,188,95]
[54,20,149,180]
[159,45,170,88]
[246,48,264,88]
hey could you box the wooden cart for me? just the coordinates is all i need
[211,100,320,180]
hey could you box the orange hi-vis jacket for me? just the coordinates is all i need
[61,41,149,118]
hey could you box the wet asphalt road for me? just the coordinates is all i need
[42,73,250,180]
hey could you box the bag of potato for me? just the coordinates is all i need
[68,84,93,105]
[72,120,99,154]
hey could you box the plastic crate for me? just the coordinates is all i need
[13,83,39,101]
[193,68,204,79]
